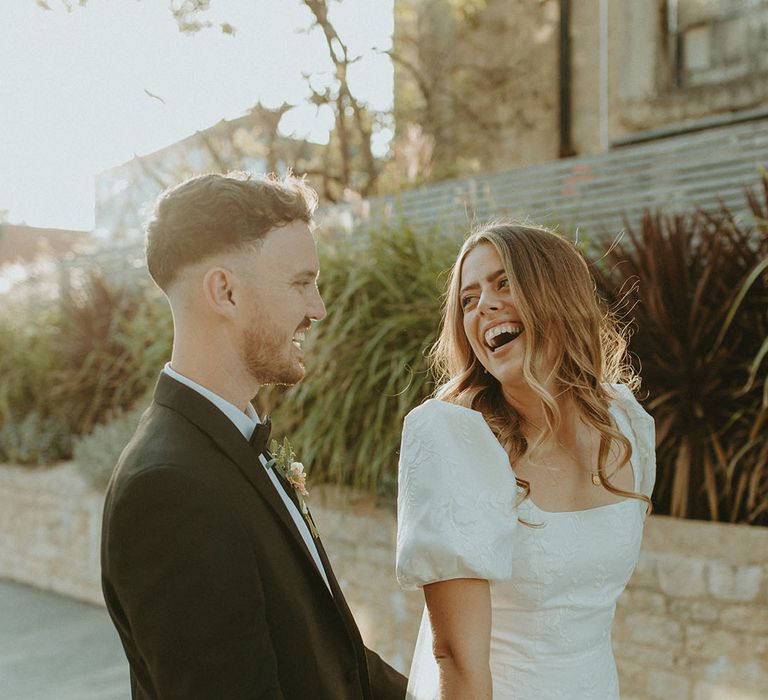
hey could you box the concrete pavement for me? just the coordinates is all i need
[0,579,129,700]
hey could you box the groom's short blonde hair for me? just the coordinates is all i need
[145,171,318,292]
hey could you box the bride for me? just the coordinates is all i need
[396,222,656,699]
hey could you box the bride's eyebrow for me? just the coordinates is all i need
[460,269,506,296]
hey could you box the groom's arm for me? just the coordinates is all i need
[102,465,285,700]
[364,647,408,700]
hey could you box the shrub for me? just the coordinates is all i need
[0,411,72,465]
[0,306,70,463]
[50,268,172,436]
[73,394,152,491]
[0,265,172,466]
[593,180,768,525]
[0,307,59,421]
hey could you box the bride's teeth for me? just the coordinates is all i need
[483,323,522,347]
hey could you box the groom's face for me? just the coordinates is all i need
[236,220,326,386]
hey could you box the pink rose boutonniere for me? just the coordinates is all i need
[286,461,309,497]
[267,437,319,538]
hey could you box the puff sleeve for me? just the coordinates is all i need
[395,399,521,590]
[607,384,657,500]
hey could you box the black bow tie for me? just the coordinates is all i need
[249,417,272,455]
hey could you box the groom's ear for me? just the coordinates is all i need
[202,266,240,318]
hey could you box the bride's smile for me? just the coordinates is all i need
[459,243,529,386]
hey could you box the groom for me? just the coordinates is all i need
[101,172,407,699]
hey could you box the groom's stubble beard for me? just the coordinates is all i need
[240,313,306,388]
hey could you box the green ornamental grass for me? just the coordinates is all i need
[1,185,766,524]
[263,222,461,499]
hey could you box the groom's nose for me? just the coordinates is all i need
[309,286,326,322]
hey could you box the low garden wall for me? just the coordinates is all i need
[1,461,766,699]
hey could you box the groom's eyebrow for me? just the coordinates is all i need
[460,269,505,295]
[292,268,320,282]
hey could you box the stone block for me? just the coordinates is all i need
[718,605,768,636]
[684,25,711,73]
[686,624,740,658]
[688,649,762,690]
[693,681,762,700]
[715,16,749,64]
[620,588,668,614]
[629,555,659,589]
[743,633,768,661]
[761,565,768,604]
[647,669,691,700]
[669,599,719,624]
[616,0,659,100]
[640,516,768,566]
[624,612,684,650]
[708,563,762,602]
[658,555,707,598]
[693,663,768,700]
[615,655,649,696]
[614,641,680,670]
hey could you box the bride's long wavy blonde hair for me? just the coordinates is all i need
[431,222,651,512]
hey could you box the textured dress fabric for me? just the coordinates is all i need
[396,384,656,700]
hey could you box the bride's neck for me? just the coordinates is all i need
[504,385,578,444]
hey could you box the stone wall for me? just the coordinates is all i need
[0,462,102,603]
[571,0,768,149]
[0,462,424,669]
[614,516,768,700]
[602,0,768,140]
[1,461,766,698]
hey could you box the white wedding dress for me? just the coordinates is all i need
[396,384,656,699]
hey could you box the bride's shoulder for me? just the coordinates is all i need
[397,399,519,589]
[400,399,509,476]
[403,398,494,445]
[604,383,656,498]
[604,383,654,427]
[405,397,482,426]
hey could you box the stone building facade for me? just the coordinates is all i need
[393,0,768,180]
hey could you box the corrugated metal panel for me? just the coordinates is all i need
[345,118,768,236]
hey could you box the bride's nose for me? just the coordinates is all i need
[477,290,501,314]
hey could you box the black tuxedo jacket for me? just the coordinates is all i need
[101,373,407,700]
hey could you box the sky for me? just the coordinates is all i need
[0,0,394,231]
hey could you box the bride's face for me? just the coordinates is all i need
[459,244,528,389]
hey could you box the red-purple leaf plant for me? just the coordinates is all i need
[592,180,768,525]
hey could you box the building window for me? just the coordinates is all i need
[668,0,768,87]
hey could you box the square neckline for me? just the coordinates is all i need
[424,391,640,515]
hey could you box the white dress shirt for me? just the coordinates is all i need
[163,363,332,593]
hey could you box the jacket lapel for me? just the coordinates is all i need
[259,444,359,629]
[312,534,365,649]
[152,373,330,590]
